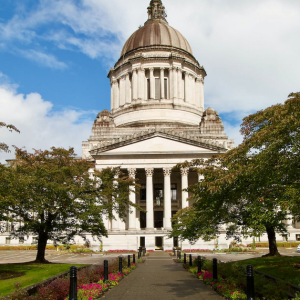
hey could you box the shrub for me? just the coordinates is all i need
[247,242,300,248]
[35,278,69,300]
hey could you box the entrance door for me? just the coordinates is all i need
[140,237,145,248]
[140,211,146,229]
[155,237,163,250]
[154,211,163,228]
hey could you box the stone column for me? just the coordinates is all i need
[173,67,178,99]
[119,76,125,106]
[184,72,188,102]
[110,81,114,111]
[198,173,205,182]
[125,72,131,104]
[146,168,154,230]
[149,68,155,99]
[163,168,172,230]
[138,67,145,100]
[160,68,165,99]
[116,79,120,109]
[177,68,182,100]
[190,74,195,105]
[111,174,120,231]
[169,67,174,99]
[145,69,148,100]
[200,77,204,110]
[132,68,138,100]
[286,212,294,228]
[195,77,201,109]
[112,79,119,110]
[110,80,114,110]
[128,168,137,230]
[181,167,189,209]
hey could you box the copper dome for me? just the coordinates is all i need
[121,19,193,57]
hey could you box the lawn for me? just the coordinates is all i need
[231,256,300,286]
[0,263,84,296]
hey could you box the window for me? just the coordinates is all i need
[155,78,160,99]
[282,234,288,242]
[140,212,146,229]
[5,237,11,245]
[140,184,146,202]
[296,234,300,241]
[19,237,24,244]
[164,78,168,99]
[32,237,38,245]
[147,79,150,99]
[140,236,145,248]
[154,184,163,206]
[171,184,177,201]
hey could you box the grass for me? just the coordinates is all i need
[231,256,300,286]
[0,263,84,297]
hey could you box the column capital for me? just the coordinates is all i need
[128,168,137,179]
[139,67,145,73]
[149,67,154,72]
[132,67,137,72]
[196,76,204,83]
[160,67,165,70]
[145,168,154,177]
[163,167,172,177]
[180,167,189,176]
[111,79,118,84]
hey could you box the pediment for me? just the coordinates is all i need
[89,130,227,156]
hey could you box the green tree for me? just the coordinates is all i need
[171,92,300,256]
[0,122,20,153]
[0,147,140,263]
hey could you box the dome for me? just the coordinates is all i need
[204,108,218,116]
[120,0,193,57]
[121,20,193,57]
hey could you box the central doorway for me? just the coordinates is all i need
[154,211,163,228]
[155,236,163,250]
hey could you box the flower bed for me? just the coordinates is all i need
[182,249,212,252]
[106,250,136,253]
[181,259,293,300]
[4,260,139,300]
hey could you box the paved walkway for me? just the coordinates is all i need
[103,252,223,300]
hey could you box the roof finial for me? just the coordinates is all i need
[147,0,167,22]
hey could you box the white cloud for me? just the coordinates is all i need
[0,79,95,164]
[17,49,68,70]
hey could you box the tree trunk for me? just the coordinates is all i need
[264,226,281,257]
[35,230,49,263]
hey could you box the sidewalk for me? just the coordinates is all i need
[103,251,223,300]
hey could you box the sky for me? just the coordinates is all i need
[0,0,299,163]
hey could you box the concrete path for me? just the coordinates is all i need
[103,251,223,300]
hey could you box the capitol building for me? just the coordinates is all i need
[1,0,299,250]
[82,0,235,251]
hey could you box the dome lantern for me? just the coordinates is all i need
[147,0,168,23]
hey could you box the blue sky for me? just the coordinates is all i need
[1,0,300,163]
